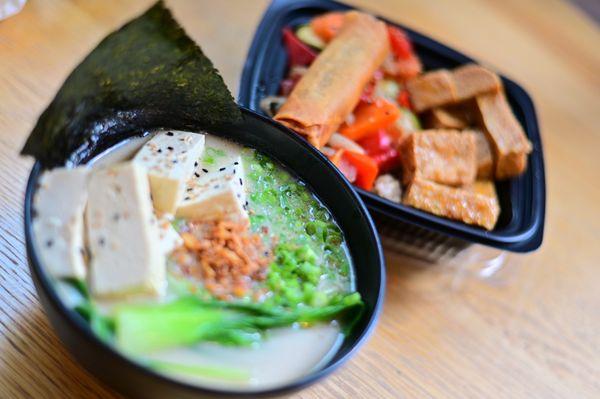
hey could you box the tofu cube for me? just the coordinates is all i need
[176,157,247,222]
[134,130,205,214]
[86,162,165,297]
[403,178,500,230]
[406,69,456,113]
[33,167,89,279]
[401,130,477,186]
[453,64,501,101]
[475,92,532,179]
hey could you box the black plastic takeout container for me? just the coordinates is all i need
[24,108,385,398]
[238,0,546,254]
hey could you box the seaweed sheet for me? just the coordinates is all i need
[21,1,241,167]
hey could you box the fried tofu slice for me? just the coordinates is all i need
[407,64,501,112]
[453,64,502,101]
[425,107,470,130]
[401,130,477,186]
[469,129,495,179]
[475,92,532,179]
[403,178,500,230]
[470,180,498,200]
[406,70,456,113]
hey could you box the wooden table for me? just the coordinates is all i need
[1,0,599,397]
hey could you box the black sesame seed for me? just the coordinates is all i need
[158,149,162,153]
[245,201,248,206]
[99,238,105,246]
[187,188,193,192]
[234,161,239,165]
[194,172,200,178]
[166,131,174,136]
[184,196,191,201]
[233,169,236,174]
[194,162,198,167]
[214,185,220,189]
[219,167,226,171]
[167,146,174,151]
[179,138,185,142]
[239,178,243,186]
[46,239,54,248]
[202,168,208,173]
[173,160,178,164]
[237,194,241,198]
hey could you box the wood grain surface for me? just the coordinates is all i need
[1,0,599,398]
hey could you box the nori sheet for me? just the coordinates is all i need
[21,1,241,167]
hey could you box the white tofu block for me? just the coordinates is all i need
[157,217,183,255]
[134,130,205,214]
[86,162,165,297]
[33,167,89,279]
[176,156,248,222]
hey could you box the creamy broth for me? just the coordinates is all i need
[41,131,357,390]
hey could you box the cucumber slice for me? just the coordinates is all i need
[296,25,325,50]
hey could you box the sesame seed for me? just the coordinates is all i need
[99,238,105,246]
[187,188,193,192]
[166,131,174,136]
[158,149,162,153]
[46,239,53,248]
[202,168,208,173]
[194,162,198,167]
[173,160,178,164]
[167,146,174,151]
[234,161,239,165]
[184,196,191,201]
[194,172,200,178]
[219,167,226,171]
[239,178,243,186]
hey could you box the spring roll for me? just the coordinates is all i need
[274,11,389,147]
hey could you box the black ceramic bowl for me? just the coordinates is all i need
[23,108,385,398]
[238,0,546,255]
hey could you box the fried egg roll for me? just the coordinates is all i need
[274,11,390,147]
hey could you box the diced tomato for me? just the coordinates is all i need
[357,129,392,154]
[370,147,401,173]
[343,151,379,191]
[311,12,345,42]
[340,99,400,141]
[357,130,401,173]
[397,89,412,109]
[282,27,317,67]
[394,55,422,80]
[328,149,357,183]
[387,26,413,60]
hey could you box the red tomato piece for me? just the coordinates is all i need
[282,27,317,67]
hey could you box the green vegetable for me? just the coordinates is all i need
[147,359,249,382]
[21,0,241,167]
[396,107,421,133]
[113,294,363,354]
[295,25,326,49]
[375,79,401,103]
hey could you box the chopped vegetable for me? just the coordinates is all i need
[282,27,317,67]
[295,24,326,49]
[328,148,358,183]
[340,99,400,141]
[311,12,346,42]
[357,130,401,173]
[397,89,412,109]
[114,294,364,354]
[328,132,366,154]
[147,359,250,382]
[374,79,401,103]
[395,106,422,136]
[387,26,413,59]
[343,151,379,190]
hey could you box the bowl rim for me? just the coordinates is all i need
[23,107,386,397]
[238,0,546,253]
